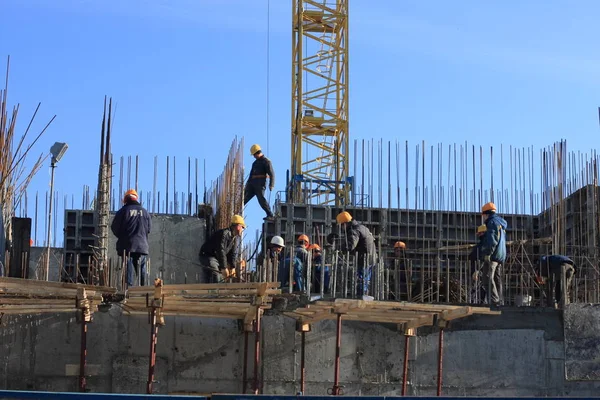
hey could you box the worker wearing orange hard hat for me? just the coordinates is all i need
[199,214,245,283]
[480,202,507,306]
[244,144,275,220]
[111,189,151,288]
[393,241,406,257]
[309,244,330,293]
[280,234,311,291]
[336,211,378,300]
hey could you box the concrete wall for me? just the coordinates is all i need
[2,306,600,396]
[107,214,206,285]
[28,215,206,286]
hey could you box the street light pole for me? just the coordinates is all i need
[45,161,56,281]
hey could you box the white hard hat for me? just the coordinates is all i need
[270,235,285,247]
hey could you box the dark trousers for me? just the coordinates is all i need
[547,264,575,307]
[244,181,273,217]
[127,252,147,287]
[199,255,224,283]
[483,261,503,305]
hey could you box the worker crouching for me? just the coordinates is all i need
[199,215,245,283]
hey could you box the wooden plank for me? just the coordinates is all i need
[0,299,75,305]
[0,277,116,294]
[127,282,279,293]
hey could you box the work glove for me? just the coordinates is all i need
[472,271,479,281]
[484,255,491,263]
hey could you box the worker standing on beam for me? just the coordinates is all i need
[539,255,576,308]
[111,189,152,288]
[199,215,245,283]
[391,241,408,300]
[479,202,508,307]
[244,144,275,220]
[336,211,378,300]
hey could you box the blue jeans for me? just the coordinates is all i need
[357,264,374,297]
[314,266,330,292]
[127,253,147,287]
[279,258,304,291]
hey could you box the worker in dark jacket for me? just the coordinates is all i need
[480,202,508,306]
[336,211,378,299]
[111,189,152,288]
[244,144,275,219]
[310,244,330,293]
[199,215,245,283]
[469,225,487,303]
[540,255,576,308]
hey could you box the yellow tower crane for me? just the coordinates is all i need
[290,0,351,206]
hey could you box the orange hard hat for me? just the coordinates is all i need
[394,241,406,249]
[336,211,352,224]
[481,202,496,213]
[123,189,138,203]
[297,234,309,244]
[309,244,321,252]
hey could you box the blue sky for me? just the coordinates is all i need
[2,0,600,245]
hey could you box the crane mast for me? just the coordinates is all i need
[291,0,351,206]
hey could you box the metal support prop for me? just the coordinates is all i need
[300,330,306,394]
[437,328,444,396]
[331,313,343,395]
[402,335,410,396]
[242,331,249,393]
[77,288,90,393]
[253,307,262,395]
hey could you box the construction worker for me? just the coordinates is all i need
[280,234,310,291]
[111,189,151,288]
[310,244,330,293]
[468,225,487,303]
[480,202,508,306]
[244,144,275,220]
[390,241,407,300]
[336,211,378,300]
[539,255,576,308]
[257,235,285,271]
[199,215,245,283]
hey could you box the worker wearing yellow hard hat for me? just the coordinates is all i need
[111,189,151,288]
[335,211,378,300]
[244,144,275,220]
[198,214,246,283]
[479,202,507,306]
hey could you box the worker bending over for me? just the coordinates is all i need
[111,189,151,288]
[244,144,275,220]
[199,215,245,283]
[479,202,507,306]
[539,255,576,308]
[336,211,378,300]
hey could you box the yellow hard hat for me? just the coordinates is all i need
[481,202,496,213]
[394,241,406,249]
[123,189,138,203]
[336,211,352,224]
[476,224,487,235]
[250,144,262,155]
[231,214,246,228]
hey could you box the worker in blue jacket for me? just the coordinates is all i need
[479,202,508,306]
[540,255,576,308]
[111,189,151,287]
